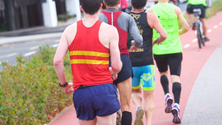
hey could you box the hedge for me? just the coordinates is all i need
[0,45,73,125]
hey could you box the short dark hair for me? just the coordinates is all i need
[104,0,119,7]
[81,0,101,15]
[131,0,147,9]
[101,0,106,9]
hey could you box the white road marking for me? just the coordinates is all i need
[184,44,190,48]
[55,39,60,42]
[7,53,17,57]
[0,53,17,59]
[213,25,218,29]
[207,29,212,33]
[52,44,59,48]
[192,39,197,42]
[29,46,39,50]
[24,51,36,57]
[0,61,1,65]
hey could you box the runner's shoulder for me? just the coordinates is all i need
[174,5,182,16]
[64,22,77,34]
[147,12,158,21]
[100,22,118,33]
[119,11,134,20]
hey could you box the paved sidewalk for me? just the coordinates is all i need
[182,44,222,125]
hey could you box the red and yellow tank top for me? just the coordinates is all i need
[69,20,113,90]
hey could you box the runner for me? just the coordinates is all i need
[129,0,167,125]
[99,0,143,124]
[120,0,129,12]
[186,0,210,41]
[53,0,122,125]
[147,0,190,124]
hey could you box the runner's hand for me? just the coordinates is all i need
[130,45,138,51]
[109,67,118,80]
[153,38,162,45]
[130,40,139,51]
[63,83,74,95]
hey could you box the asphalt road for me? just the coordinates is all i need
[0,37,60,71]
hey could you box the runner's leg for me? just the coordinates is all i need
[143,91,154,125]
[117,78,132,125]
[168,53,182,105]
[97,113,116,125]
[131,88,142,108]
[168,53,182,124]
[78,119,97,125]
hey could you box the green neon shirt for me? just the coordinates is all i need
[152,3,182,55]
[187,0,207,6]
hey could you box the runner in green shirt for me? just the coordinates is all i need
[186,0,210,41]
[147,0,189,123]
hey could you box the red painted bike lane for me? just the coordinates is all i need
[50,12,222,125]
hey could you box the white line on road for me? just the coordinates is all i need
[207,29,212,33]
[52,44,59,48]
[184,44,190,48]
[192,39,197,42]
[0,53,17,59]
[29,46,39,50]
[7,53,17,57]
[55,39,60,43]
[213,25,218,29]
[24,51,36,57]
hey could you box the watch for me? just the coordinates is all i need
[59,82,68,87]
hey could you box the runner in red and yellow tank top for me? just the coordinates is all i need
[69,20,112,90]
[54,0,122,124]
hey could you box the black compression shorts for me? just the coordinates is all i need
[154,53,183,76]
[186,4,206,18]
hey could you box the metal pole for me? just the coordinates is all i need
[4,0,16,31]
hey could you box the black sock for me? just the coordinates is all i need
[160,75,169,94]
[173,82,181,104]
[121,111,132,125]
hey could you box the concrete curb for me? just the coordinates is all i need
[48,105,73,125]
[0,32,62,46]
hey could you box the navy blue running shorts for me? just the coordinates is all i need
[110,54,132,85]
[73,83,120,120]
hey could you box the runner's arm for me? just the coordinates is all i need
[175,6,190,34]
[53,30,69,84]
[128,16,143,48]
[146,7,153,13]
[109,26,122,74]
[148,13,167,44]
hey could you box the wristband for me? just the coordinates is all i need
[59,82,68,87]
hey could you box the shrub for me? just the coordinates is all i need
[0,45,73,125]
[58,13,73,22]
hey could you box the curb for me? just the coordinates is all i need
[0,33,62,47]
